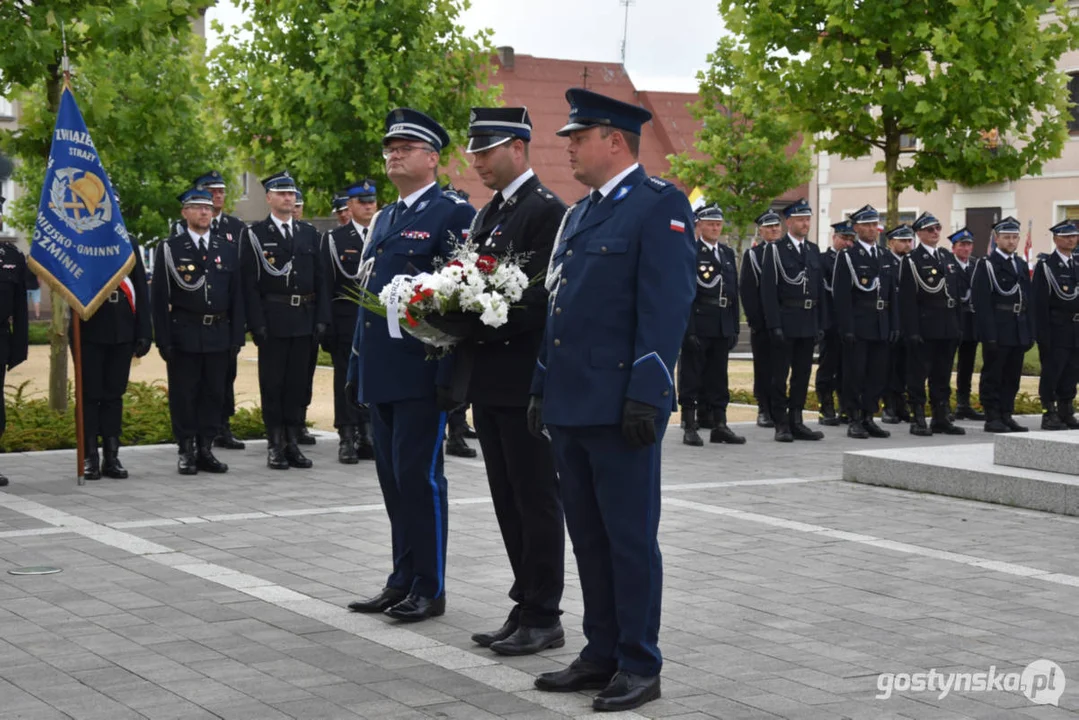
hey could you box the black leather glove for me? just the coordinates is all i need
[842,333,857,346]
[727,335,738,351]
[888,330,900,344]
[770,328,785,345]
[344,380,364,412]
[158,346,172,363]
[527,395,545,438]
[435,385,457,412]
[133,338,151,358]
[621,399,658,449]
[251,327,266,347]
[907,334,924,347]
[424,311,481,339]
[684,334,701,351]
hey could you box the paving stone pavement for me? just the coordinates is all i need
[0,415,1077,719]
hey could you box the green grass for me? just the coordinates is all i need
[28,322,51,345]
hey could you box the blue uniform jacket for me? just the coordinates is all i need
[530,167,696,426]
[348,184,476,404]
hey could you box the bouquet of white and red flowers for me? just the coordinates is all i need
[353,241,532,351]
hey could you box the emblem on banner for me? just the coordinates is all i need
[49,168,112,234]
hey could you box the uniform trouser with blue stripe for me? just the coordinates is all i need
[370,399,448,599]
[548,421,666,677]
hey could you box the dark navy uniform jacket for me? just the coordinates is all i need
[833,242,899,341]
[761,234,825,337]
[530,167,696,426]
[242,217,330,339]
[72,246,151,347]
[1033,251,1079,348]
[972,250,1035,347]
[899,245,961,340]
[321,222,367,342]
[820,247,840,329]
[688,240,739,339]
[152,229,245,353]
[348,184,476,405]
[956,258,977,342]
[739,242,770,332]
[0,244,29,369]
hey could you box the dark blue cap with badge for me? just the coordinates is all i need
[178,187,213,206]
[993,216,1021,234]
[345,179,377,201]
[912,211,942,232]
[831,220,856,236]
[849,204,880,224]
[886,224,915,241]
[192,170,226,190]
[467,107,531,152]
[782,198,812,218]
[948,227,975,244]
[556,88,653,137]
[755,210,782,227]
[1050,220,1079,236]
[696,204,724,222]
[293,189,304,205]
[262,170,297,193]
[331,194,349,213]
[383,107,450,152]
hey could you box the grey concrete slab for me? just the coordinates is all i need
[994,430,1079,476]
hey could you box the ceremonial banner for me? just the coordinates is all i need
[28,86,134,320]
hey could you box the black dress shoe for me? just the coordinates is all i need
[862,419,891,438]
[384,593,445,622]
[347,587,407,613]
[490,623,565,656]
[471,618,518,647]
[446,433,477,458]
[534,658,614,692]
[593,672,661,712]
[213,424,246,450]
[1002,415,1028,432]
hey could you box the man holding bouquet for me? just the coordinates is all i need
[345,108,475,622]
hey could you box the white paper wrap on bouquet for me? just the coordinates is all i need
[384,274,414,340]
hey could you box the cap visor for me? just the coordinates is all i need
[556,121,594,136]
[467,135,513,153]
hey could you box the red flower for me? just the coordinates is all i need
[448,260,464,268]
[476,255,498,274]
[404,309,420,327]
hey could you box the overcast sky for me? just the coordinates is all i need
[205,0,726,92]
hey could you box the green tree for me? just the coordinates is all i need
[720,0,1079,227]
[668,36,813,254]
[210,0,498,213]
[0,1,214,411]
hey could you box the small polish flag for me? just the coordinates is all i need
[670,219,686,232]
[119,277,136,314]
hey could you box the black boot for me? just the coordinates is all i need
[1059,401,1079,429]
[446,428,478,458]
[102,436,128,479]
[894,394,912,423]
[338,426,360,464]
[196,438,229,473]
[818,395,841,426]
[909,404,933,437]
[1002,413,1028,433]
[355,420,375,459]
[1041,402,1068,431]
[710,410,745,444]
[881,397,900,424]
[983,409,1010,433]
[83,443,102,480]
[790,410,824,440]
[682,408,704,447]
[930,403,965,435]
[213,422,246,450]
[773,409,793,442]
[285,427,314,468]
[297,425,317,445]
[697,408,716,430]
[862,414,891,438]
[847,410,869,438]
[177,438,198,475]
[756,405,775,428]
[267,428,290,470]
[955,394,986,421]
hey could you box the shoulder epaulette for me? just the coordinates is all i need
[645,176,672,192]
[535,185,559,203]
[442,193,468,205]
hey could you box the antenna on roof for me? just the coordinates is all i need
[619,0,634,65]
[581,66,590,89]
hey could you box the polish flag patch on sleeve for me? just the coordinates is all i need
[670,219,686,232]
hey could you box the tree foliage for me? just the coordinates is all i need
[720,0,1079,226]
[668,36,813,247]
[210,0,499,213]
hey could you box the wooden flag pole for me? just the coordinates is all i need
[73,316,85,486]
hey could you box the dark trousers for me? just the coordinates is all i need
[1038,343,1079,407]
[956,340,978,399]
[769,335,814,423]
[220,346,239,427]
[473,404,564,627]
[906,339,957,408]
[258,335,313,429]
[842,339,889,415]
[302,337,319,423]
[549,420,666,677]
[979,343,1025,415]
[815,329,842,400]
[677,335,730,413]
[167,350,228,442]
[81,341,133,443]
[885,341,907,404]
[448,404,469,433]
[749,329,771,409]
[329,334,365,428]
[371,398,448,599]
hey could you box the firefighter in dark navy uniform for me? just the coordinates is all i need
[815,220,854,425]
[242,172,331,469]
[153,188,244,475]
[0,193,28,487]
[739,210,783,428]
[1032,220,1079,430]
[949,228,984,421]
[680,203,744,446]
[881,227,912,424]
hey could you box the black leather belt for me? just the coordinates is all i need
[925,299,957,309]
[1050,310,1079,322]
[176,309,226,326]
[267,293,315,306]
[697,295,730,308]
[782,299,817,309]
[856,299,889,310]
[995,303,1026,314]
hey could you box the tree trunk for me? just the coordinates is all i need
[45,68,69,412]
[883,114,901,230]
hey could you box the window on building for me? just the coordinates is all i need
[1059,204,1079,222]
[899,134,917,151]
[1069,73,1079,135]
[0,96,12,119]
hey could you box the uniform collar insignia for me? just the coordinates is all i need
[613,185,631,201]
[416,200,428,213]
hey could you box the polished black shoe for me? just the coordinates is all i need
[773,425,793,443]
[790,412,824,441]
[1002,415,1028,433]
[177,441,198,476]
[681,408,704,446]
[956,404,986,421]
[196,439,229,473]
[863,418,891,438]
[593,671,661,712]
[338,426,360,464]
[534,658,615,693]
[267,428,290,470]
[384,593,446,622]
[297,426,317,445]
[347,587,407,613]
[84,448,103,480]
[1042,412,1069,431]
[756,408,774,428]
[446,432,477,458]
[102,437,128,479]
[462,423,478,439]
[710,424,746,444]
[490,623,565,656]
[847,413,869,439]
[213,423,246,450]
[471,618,518,647]
[930,417,966,435]
[984,418,1011,433]
[881,405,900,424]
[285,428,314,468]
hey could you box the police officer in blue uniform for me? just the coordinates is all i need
[973,217,1035,433]
[949,228,984,421]
[760,198,825,442]
[1033,220,1079,430]
[242,172,331,468]
[834,206,899,439]
[900,211,965,436]
[816,220,855,425]
[344,108,475,622]
[680,203,743,446]
[526,88,695,713]
[739,210,784,428]
[153,188,245,475]
[0,193,28,487]
[321,180,378,463]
